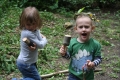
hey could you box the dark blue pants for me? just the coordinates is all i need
[68,73,81,80]
[16,60,41,80]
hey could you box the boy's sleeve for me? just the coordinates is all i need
[62,51,70,59]
[93,43,102,66]
[93,56,102,66]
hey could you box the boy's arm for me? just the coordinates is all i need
[86,56,102,69]
[60,45,71,59]
[93,40,102,66]
[62,51,70,59]
[93,56,102,66]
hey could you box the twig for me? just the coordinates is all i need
[9,47,20,49]
[41,70,68,78]
[94,68,102,72]
[83,68,85,80]
[41,68,102,78]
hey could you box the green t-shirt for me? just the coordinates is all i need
[68,38,101,80]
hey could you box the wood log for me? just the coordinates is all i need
[23,37,34,47]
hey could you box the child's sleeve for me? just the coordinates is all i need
[62,51,70,59]
[93,56,102,66]
[93,43,102,66]
[35,31,47,49]
[27,30,47,49]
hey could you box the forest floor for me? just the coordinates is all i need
[1,8,120,80]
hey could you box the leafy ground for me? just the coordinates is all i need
[0,7,120,80]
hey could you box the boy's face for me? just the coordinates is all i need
[75,16,94,42]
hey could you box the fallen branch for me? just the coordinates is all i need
[9,47,20,49]
[41,68,102,78]
[41,70,68,78]
[94,68,102,72]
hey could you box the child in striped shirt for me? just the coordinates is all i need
[59,12,102,80]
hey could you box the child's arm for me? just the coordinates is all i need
[93,56,102,66]
[86,40,102,69]
[22,30,47,49]
[23,37,37,50]
[30,30,47,49]
[29,43,37,50]
[59,45,67,56]
[86,56,102,69]
[36,35,47,48]
[59,45,70,59]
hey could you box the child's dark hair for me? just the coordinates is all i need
[19,6,42,30]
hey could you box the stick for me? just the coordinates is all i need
[9,47,19,49]
[94,68,102,72]
[83,68,85,80]
[41,68,102,78]
[41,70,68,78]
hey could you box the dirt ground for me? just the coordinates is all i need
[94,40,120,80]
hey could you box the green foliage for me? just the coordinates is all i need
[100,0,116,4]
[115,10,120,19]
[0,0,120,17]
[49,0,59,11]
[64,0,95,5]
[100,40,111,46]
[0,7,21,74]
[0,5,120,80]
[77,7,85,13]
[15,0,59,11]
[0,0,9,18]
[40,11,57,21]
[56,7,73,18]
[16,0,29,7]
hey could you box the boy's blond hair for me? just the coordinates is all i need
[74,12,96,20]
[74,12,98,26]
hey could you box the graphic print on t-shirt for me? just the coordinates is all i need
[71,49,92,73]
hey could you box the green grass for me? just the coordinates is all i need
[0,7,120,80]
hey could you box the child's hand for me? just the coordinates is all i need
[29,43,36,50]
[86,60,95,69]
[59,45,67,56]
[41,34,46,38]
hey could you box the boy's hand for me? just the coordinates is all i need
[86,60,95,69]
[29,43,36,50]
[59,45,67,56]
